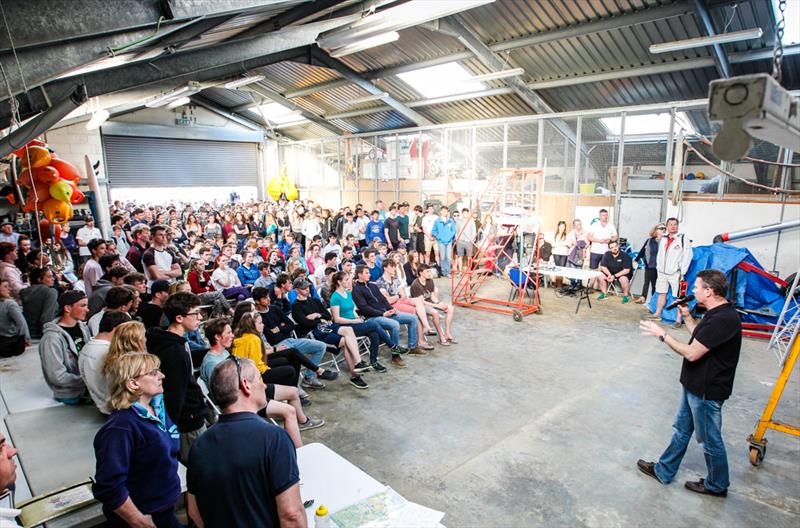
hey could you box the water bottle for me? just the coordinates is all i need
[314,504,333,528]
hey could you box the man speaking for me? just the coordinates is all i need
[637,269,742,497]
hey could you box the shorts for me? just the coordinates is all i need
[424,236,434,253]
[589,252,604,270]
[266,383,276,400]
[312,323,344,347]
[655,271,681,295]
[456,241,473,257]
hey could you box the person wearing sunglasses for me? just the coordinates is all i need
[146,292,212,465]
[634,223,665,304]
[93,352,182,528]
[187,356,307,528]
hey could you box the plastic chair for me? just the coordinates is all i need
[506,266,537,305]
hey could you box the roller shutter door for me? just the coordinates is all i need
[103,135,258,187]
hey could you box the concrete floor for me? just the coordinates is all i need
[1,276,798,527]
[299,277,800,527]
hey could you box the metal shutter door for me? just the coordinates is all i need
[103,136,257,187]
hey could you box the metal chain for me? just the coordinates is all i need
[773,0,786,83]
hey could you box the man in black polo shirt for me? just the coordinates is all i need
[596,240,633,303]
[187,357,305,528]
[637,269,742,497]
[383,205,401,251]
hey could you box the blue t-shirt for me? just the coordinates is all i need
[200,350,229,385]
[365,220,385,244]
[330,290,356,319]
[368,264,382,282]
[187,412,299,528]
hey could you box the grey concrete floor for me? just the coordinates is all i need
[300,277,800,527]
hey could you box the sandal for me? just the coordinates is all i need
[446,337,459,344]
[635,297,646,304]
[438,338,451,346]
[419,342,435,350]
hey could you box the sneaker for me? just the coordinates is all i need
[301,377,325,390]
[318,370,339,381]
[298,416,325,431]
[391,355,407,368]
[392,346,409,355]
[349,375,369,389]
[353,361,371,373]
[371,361,388,373]
[408,347,429,357]
[597,293,608,300]
[622,296,630,304]
[300,397,312,407]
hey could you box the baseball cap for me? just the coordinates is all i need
[293,278,311,290]
[58,290,86,311]
[151,280,171,294]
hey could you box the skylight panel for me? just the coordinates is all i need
[397,62,486,98]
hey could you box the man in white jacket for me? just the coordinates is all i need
[650,217,693,327]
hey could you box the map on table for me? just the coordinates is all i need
[331,486,445,528]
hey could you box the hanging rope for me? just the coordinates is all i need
[685,141,800,195]
[0,0,29,95]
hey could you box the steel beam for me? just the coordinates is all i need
[234,0,346,40]
[310,47,433,126]
[439,16,579,146]
[190,95,270,133]
[246,83,345,135]
[692,0,732,78]
[324,87,515,119]
[284,3,693,98]
[0,16,353,127]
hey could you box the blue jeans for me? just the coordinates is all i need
[371,313,418,349]
[655,387,729,492]
[438,242,453,276]
[347,320,392,363]
[279,338,326,379]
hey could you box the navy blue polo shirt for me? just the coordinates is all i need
[187,412,299,528]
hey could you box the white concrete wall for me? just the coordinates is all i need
[42,124,105,180]
[660,200,800,278]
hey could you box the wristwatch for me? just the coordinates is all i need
[659,333,666,342]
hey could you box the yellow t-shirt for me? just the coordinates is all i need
[231,333,268,374]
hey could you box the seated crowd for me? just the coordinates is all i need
[0,197,465,527]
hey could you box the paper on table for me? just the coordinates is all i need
[330,486,445,528]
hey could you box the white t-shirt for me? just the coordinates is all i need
[76,226,102,256]
[87,308,105,336]
[211,267,240,291]
[422,214,438,235]
[355,216,370,240]
[78,338,111,414]
[588,221,617,255]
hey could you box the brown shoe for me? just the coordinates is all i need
[636,459,662,483]
[408,347,429,357]
[391,355,407,368]
[685,479,727,497]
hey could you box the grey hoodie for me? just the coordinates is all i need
[0,298,29,339]
[38,320,90,400]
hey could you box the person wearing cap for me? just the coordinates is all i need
[39,290,91,404]
[0,221,20,246]
[138,280,170,329]
[76,217,102,263]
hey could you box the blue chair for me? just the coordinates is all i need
[506,266,538,305]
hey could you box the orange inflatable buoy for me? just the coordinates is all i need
[19,146,51,169]
[48,158,80,181]
[42,199,73,223]
[11,140,46,159]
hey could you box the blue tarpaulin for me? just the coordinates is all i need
[648,243,790,323]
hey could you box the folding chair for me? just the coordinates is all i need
[506,267,538,306]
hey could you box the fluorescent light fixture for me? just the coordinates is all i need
[601,112,697,136]
[649,28,763,54]
[145,82,202,108]
[398,61,486,98]
[329,31,398,58]
[318,0,494,50]
[85,109,109,130]
[476,140,522,147]
[466,68,525,83]
[224,75,266,89]
[166,97,192,109]
[773,0,800,44]
[349,92,389,105]
[249,101,307,126]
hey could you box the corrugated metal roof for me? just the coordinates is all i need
[178,0,796,141]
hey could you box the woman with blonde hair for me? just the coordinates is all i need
[231,312,324,439]
[634,222,665,304]
[93,352,182,527]
[103,321,146,375]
